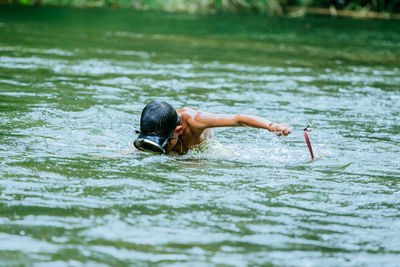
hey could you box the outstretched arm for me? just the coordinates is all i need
[190,109,291,136]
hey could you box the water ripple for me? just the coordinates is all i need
[1,7,400,266]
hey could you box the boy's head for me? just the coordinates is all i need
[140,101,178,135]
[134,101,182,154]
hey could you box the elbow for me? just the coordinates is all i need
[236,114,247,127]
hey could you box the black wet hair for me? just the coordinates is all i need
[140,101,179,136]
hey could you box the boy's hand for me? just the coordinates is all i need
[274,123,291,136]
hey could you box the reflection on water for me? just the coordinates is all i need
[1,6,400,266]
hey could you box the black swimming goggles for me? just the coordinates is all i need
[134,115,181,154]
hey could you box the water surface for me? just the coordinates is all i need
[1,6,400,266]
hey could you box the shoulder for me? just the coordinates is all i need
[178,107,218,122]
[178,107,237,129]
[177,107,202,122]
[177,107,198,116]
[177,107,210,131]
[178,107,217,118]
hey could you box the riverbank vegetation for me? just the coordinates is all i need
[2,0,400,17]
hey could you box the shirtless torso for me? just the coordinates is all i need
[169,107,291,154]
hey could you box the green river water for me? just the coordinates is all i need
[1,6,400,266]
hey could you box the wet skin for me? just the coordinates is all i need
[166,107,291,154]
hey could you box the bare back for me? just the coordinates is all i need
[172,107,291,154]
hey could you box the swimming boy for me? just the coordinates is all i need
[134,101,291,155]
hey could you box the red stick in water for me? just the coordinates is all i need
[304,126,315,160]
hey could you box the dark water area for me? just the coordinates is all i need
[1,6,400,266]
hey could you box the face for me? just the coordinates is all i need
[164,126,183,154]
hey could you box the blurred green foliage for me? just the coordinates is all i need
[4,0,400,13]
[306,0,400,12]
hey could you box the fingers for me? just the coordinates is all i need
[275,127,291,136]
[272,123,291,136]
[276,131,289,136]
